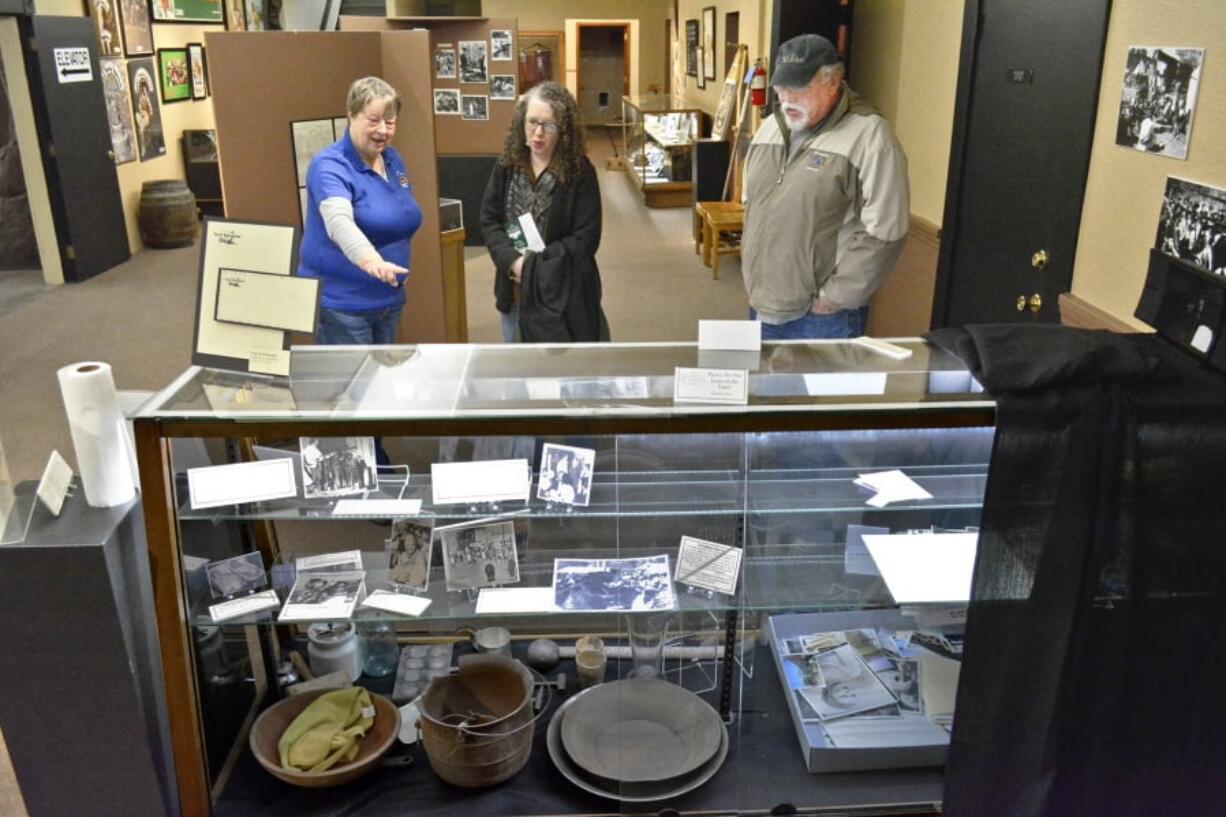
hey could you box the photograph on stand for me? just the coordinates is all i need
[386,518,434,593]
[553,554,676,611]
[205,551,267,599]
[299,437,378,499]
[537,443,595,506]
[439,518,520,591]
[1154,176,1226,275]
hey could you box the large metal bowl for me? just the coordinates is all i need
[548,690,728,802]
[559,678,724,782]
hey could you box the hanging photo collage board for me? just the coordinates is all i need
[432,25,517,121]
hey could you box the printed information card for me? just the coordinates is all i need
[208,589,280,623]
[673,367,749,405]
[674,535,743,596]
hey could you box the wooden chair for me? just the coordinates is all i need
[702,204,744,280]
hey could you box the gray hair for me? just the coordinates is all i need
[346,76,401,118]
[817,62,845,85]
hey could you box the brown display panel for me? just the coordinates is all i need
[204,30,445,343]
[339,15,515,157]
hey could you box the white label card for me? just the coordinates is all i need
[431,459,530,505]
[208,590,281,623]
[1191,325,1213,353]
[361,590,433,617]
[674,536,743,596]
[215,268,320,333]
[296,549,363,571]
[673,367,749,405]
[36,450,74,516]
[517,212,547,252]
[474,586,559,614]
[332,499,423,517]
[862,532,978,604]
[803,372,888,396]
[698,320,761,351]
[187,459,297,509]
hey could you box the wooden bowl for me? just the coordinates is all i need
[249,689,400,788]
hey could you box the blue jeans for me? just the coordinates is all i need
[499,307,519,343]
[316,305,403,345]
[750,306,868,340]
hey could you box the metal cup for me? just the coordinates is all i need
[472,626,512,657]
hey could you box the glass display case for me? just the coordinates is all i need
[621,95,703,208]
[133,340,994,817]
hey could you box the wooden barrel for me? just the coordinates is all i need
[138,180,199,248]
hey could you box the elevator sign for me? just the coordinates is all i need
[53,48,93,84]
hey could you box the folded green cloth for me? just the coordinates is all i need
[278,687,376,773]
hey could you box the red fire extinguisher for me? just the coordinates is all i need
[750,59,767,108]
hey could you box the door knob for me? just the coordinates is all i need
[1031,249,1049,270]
[1015,294,1042,314]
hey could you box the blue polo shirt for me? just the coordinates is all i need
[298,130,423,311]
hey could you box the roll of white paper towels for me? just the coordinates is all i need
[57,361,138,508]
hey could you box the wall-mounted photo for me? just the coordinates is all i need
[685,19,699,77]
[433,88,460,115]
[435,45,456,80]
[187,42,209,100]
[490,75,516,101]
[157,47,192,104]
[127,58,166,161]
[100,58,138,165]
[490,29,513,61]
[245,0,265,30]
[119,0,152,56]
[1155,176,1226,276]
[461,94,489,121]
[1115,46,1204,160]
[150,0,224,24]
[702,6,717,80]
[459,40,488,83]
[224,0,244,29]
[88,0,124,58]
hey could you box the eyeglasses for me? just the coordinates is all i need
[526,117,559,134]
[365,115,397,129]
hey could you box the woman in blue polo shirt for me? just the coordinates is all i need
[299,76,423,344]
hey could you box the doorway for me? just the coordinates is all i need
[932,0,1111,327]
[724,12,739,76]
[576,24,628,126]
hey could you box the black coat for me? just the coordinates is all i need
[481,159,604,342]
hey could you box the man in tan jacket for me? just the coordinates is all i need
[742,34,910,339]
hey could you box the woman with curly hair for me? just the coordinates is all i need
[481,82,607,342]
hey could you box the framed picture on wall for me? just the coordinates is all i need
[518,31,563,93]
[490,75,516,100]
[187,42,209,100]
[150,0,224,24]
[433,89,460,115]
[685,19,698,77]
[490,29,513,62]
[100,58,138,165]
[244,0,265,30]
[702,6,717,80]
[87,0,124,59]
[127,58,166,161]
[695,48,706,89]
[118,0,152,56]
[435,45,457,80]
[461,94,489,121]
[224,0,245,30]
[459,40,488,83]
[156,48,192,104]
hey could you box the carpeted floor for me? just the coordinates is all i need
[0,131,745,814]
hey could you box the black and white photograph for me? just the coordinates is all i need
[278,569,365,621]
[459,40,488,83]
[1115,46,1204,160]
[490,29,513,61]
[875,657,922,713]
[797,643,898,721]
[299,437,377,499]
[1155,176,1226,276]
[439,519,520,592]
[433,88,461,116]
[537,443,594,506]
[490,74,516,101]
[205,551,266,599]
[434,45,456,80]
[386,519,434,593]
[553,554,676,612]
[461,94,489,121]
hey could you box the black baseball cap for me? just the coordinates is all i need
[770,34,841,88]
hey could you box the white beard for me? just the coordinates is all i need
[780,103,814,132]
